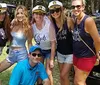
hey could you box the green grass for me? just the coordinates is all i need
[0,47,16,85]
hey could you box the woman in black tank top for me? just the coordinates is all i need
[48,1,74,85]
[71,0,100,85]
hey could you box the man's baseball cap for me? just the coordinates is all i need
[29,45,41,53]
[48,1,63,9]
[32,5,46,14]
[0,3,7,13]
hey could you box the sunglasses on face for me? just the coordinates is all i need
[71,5,82,9]
[31,53,42,57]
[49,8,61,14]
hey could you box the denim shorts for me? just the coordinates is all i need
[41,49,51,59]
[57,51,73,64]
[6,48,28,64]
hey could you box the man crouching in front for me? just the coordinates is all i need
[9,45,50,85]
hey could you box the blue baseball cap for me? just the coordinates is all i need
[29,45,41,53]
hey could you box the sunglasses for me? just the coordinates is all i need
[49,8,61,14]
[31,53,42,57]
[71,5,82,9]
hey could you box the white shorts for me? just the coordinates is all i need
[57,52,73,64]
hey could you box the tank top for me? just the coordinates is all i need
[53,18,73,55]
[32,17,51,50]
[11,31,27,47]
[73,15,96,58]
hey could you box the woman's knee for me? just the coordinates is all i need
[74,77,86,85]
[60,71,69,80]
[47,70,52,76]
[0,59,12,72]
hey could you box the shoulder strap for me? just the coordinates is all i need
[78,33,96,55]
[76,15,96,55]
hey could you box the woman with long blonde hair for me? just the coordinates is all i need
[0,5,32,72]
[48,1,74,85]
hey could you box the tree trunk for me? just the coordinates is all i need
[91,0,95,14]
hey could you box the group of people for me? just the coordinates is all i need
[0,0,100,85]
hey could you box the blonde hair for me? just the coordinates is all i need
[59,8,67,31]
[11,5,32,38]
[71,0,86,6]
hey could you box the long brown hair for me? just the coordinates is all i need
[11,5,32,38]
[3,12,12,41]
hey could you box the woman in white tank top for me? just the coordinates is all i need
[32,5,56,85]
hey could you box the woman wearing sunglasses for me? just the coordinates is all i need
[0,3,11,55]
[32,5,56,85]
[71,0,100,85]
[48,1,73,85]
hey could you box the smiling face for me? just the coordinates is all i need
[71,0,85,17]
[33,12,44,23]
[16,8,25,22]
[50,7,61,19]
[29,50,42,65]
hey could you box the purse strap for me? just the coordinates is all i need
[78,32,96,55]
[76,22,96,55]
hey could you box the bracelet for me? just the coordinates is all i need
[97,58,99,61]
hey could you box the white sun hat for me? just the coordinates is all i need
[32,5,46,14]
[48,1,63,9]
[0,3,7,13]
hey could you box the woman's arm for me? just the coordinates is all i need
[49,22,56,68]
[27,26,33,50]
[85,17,100,60]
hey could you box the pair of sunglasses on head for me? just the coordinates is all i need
[31,53,42,57]
[49,8,61,14]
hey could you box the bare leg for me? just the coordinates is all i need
[46,59,53,85]
[37,57,44,85]
[58,62,72,85]
[0,59,12,73]
[74,66,89,85]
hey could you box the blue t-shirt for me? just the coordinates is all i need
[9,59,48,85]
